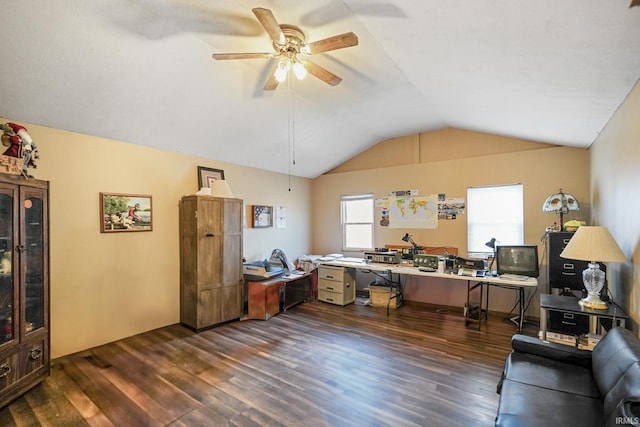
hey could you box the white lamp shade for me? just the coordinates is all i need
[542,190,579,213]
[210,179,234,198]
[559,226,626,263]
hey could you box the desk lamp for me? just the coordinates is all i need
[485,237,497,274]
[543,189,579,229]
[401,233,422,250]
[559,226,626,309]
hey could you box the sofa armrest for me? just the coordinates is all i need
[511,334,592,368]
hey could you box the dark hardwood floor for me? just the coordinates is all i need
[0,300,538,427]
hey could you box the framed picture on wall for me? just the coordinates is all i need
[252,205,273,228]
[198,166,225,189]
[100,193,153,233]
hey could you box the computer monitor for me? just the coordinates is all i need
[496,245,539,278]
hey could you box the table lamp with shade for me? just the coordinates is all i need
[210,179,235,198]
[543,188,579,229]
[559,226,626,309]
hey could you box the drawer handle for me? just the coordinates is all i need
[326,286,334,291]
[326,298,334,302]
[561,272,576,276]
[326,275,334,279]
[562,321,577,326]
[30,348,43,360]
[563,264,575,269]
[0,363,11,378]
[563,239,571,244]
[205,233,215,237]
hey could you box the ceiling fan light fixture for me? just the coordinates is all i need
[275,60,290,82]
[292,60,307,79]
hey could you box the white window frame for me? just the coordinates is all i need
[467,184,524,257]
[341,194,374,251]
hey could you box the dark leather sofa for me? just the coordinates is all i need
[495,327,640,427]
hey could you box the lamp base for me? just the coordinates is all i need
[579,296,608,310]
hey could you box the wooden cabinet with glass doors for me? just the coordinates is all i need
[0,174,49,408]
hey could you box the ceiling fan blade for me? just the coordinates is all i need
[263,70,280,91]
[304,61,342,86]
[252,7,285,45]
[305,32,358,55]
[212,52,273,60]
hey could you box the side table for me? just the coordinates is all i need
[540,294,629,340]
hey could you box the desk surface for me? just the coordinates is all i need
[322,260,538,288]
[540,294,629,319]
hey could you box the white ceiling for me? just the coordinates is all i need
[1,1,639,178]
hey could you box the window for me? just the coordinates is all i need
[467,184,523,256]
[341,194,374,251]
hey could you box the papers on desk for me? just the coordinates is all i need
[339,257,367,263]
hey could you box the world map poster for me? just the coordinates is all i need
[388,195,439,229]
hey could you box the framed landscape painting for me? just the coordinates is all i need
[100,193,153,233]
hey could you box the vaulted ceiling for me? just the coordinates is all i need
[1,1,639,178]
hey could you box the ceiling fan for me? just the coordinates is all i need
[212,7,358,91]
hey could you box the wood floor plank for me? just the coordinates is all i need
[0,300,532,426]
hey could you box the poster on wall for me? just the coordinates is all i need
[276,206,287,228]
[388,194,439,229]
[438,197,466,220]
[376,197,390,226]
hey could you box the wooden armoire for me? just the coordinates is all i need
[179,195,243,331]
[0,174,49,407]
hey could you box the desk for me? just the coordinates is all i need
[539,294,629,340]
[246,272,312,320]
[323,260,538,331]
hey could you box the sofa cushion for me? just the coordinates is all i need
[511,334,592,368]
[495,379,604,427]
[593,328,640,396]
[603,362,640,426]
[502,351,600,398]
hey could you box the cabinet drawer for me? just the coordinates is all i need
[318,278,344,294]
[0,349,20,393]
[318,266,344,282]
[549,311,588,336]
[20,339,47,379]
[318,289,350,306]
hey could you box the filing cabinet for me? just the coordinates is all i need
[317,266,356,306]
[547,232,590,292]
[549,310,589,335]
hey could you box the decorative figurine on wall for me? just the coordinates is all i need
[0,122,39,178]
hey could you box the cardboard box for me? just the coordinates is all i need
[369,285,400,309]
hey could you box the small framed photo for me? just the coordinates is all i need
[100,193,153,233]
[198,166,225,188]
[252,205,273,228]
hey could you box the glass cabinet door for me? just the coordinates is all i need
[0,190,16,346]
[22,190,46,335]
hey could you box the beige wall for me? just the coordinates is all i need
[1,118,313,358]
[590,80,640,329]
[328,128,555,174]
[313,130,590,317]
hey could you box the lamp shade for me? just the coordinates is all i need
[210,179,235,198]
[485,238,497,249]
[542,189,579,213]
[559,226,626,263]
